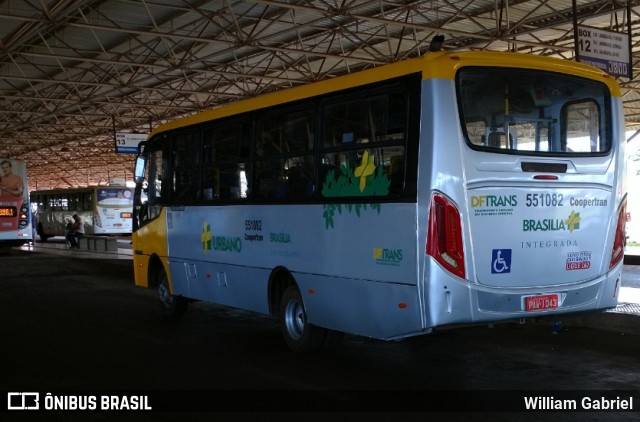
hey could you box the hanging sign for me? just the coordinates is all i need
[115,133,148,154]
[576,25,631,78]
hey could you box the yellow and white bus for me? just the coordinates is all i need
[132,49,627,352]
[32,186,133,241]
[0,158,32,247]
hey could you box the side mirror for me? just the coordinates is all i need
[134,155,146,184]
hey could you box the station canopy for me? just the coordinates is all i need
[1,0,639,189]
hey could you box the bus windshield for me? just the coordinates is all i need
[457,67,611,155]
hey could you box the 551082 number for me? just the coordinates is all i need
[525,193,563,207]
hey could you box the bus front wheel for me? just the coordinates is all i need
[157,268,188,318]
[280,285,327,353]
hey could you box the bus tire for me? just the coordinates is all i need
[157,267,188,318]
[280,285,326,353]
[36,223,48,242]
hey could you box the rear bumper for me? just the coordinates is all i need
[425,260,623,328]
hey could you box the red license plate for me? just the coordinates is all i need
[524,294,558,311]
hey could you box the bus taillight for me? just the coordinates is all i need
[427,192,465,278]
[18,204,29,227]
[610,198,627,269]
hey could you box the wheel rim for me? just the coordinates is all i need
[158,277,174,309]
[284,297,305,341]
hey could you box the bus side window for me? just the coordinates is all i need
[388,155,404,195]
[171,131,201,203]
[218,165,244,200]
[201,167,219,200]
[286,159,314,200]
[205,120,251,202]
[255,161,285,200]
[173,170,199,202]
[201,129,217,201]
[69,193,79,212]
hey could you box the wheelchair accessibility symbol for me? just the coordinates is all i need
[491,249,512,274]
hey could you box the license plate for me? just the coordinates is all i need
[524,294,558,311]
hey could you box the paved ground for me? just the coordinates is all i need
[12,237,640,334]
[1,240,638,421]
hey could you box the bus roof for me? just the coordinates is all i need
[149,50,621,138]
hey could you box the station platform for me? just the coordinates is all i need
[18,236,133,260]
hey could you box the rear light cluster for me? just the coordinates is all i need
[426,192,465,278]
[609,198,627,269]
[18,204,29,228]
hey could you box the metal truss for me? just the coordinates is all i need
[0,0,638,189]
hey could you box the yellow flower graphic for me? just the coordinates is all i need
[201,221,212,252]
[354,151,375,192]
[565,211,581,233]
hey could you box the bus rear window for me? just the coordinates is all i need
[457,67,611,155]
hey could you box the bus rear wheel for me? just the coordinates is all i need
[280,285,330,353]
[157,268,187,318]
[36,223,48,242]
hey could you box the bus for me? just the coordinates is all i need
[132,49,627,352]
[0,158,32,247]
[31,186,134,241]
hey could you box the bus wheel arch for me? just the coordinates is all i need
[267,266,294,317]
[269,267,343,352]
[148,255,187,318]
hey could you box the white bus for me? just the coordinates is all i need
[0,158,32,247]
[32,186,133,241]
[132,49,627,352]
